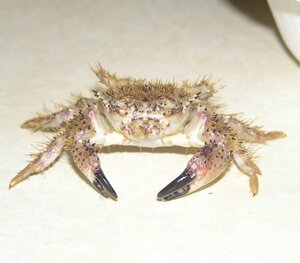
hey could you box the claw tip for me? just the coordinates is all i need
[94,169,118,201]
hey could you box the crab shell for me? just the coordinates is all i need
[90,72,216,149]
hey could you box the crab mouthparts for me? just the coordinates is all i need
[157,168,195,201]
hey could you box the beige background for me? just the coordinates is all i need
[0,0,299,262]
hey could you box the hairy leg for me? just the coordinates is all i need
[21,98,95,131]
[233,148,261,195]
[224,115,286,143]
[10,134,66,188]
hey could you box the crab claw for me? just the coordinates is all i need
[157,143,232,201]
[157,168,194,201]
[93,169,118,201]
[70,142,118,201]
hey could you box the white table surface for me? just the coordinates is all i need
[0,0,299,262]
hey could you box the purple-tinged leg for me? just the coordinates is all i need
[10,135,66,188]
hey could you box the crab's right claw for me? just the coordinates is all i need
[70,142,118,201]
[157,143,231,201]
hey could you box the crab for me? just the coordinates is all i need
[10,65,286,201]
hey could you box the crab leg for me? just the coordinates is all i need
[157,142,232,201]
[21,107,76,131]
[10,134,66,188]
[224,115,286,143]
[233,148,261,195]
[21,98,94,131]
[69,142,117,201]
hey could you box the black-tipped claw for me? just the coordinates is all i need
[93,169,118,201]
[157,168,194,201]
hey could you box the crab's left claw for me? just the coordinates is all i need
[157,143,232,201]
[157,168,194,201]
[70,142,118,201]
